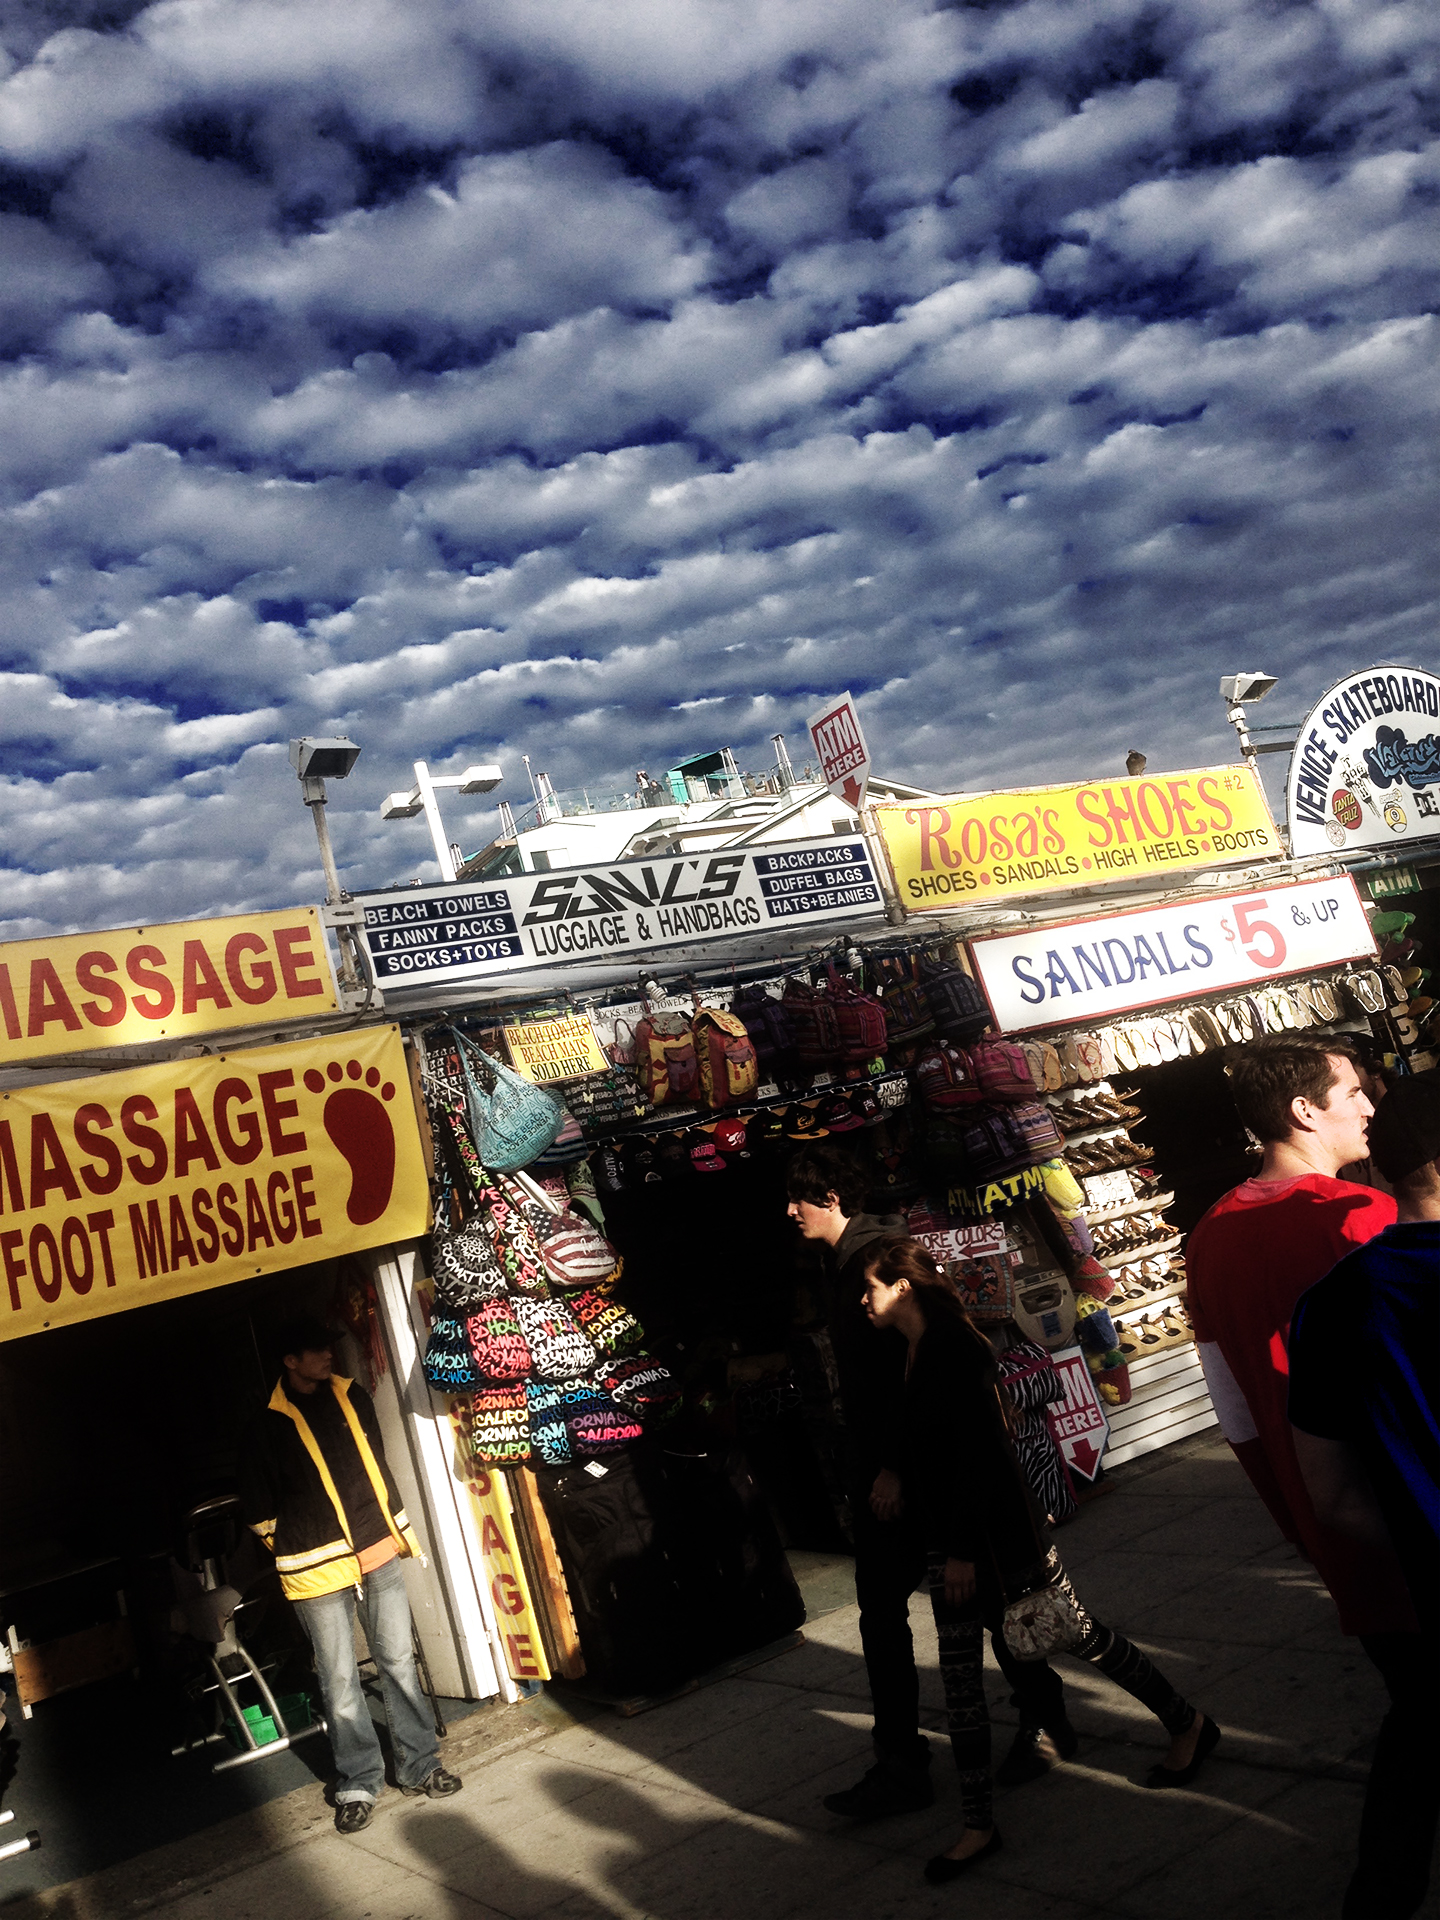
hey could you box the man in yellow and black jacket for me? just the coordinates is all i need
[239,1313,462,1834]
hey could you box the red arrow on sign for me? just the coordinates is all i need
[1064,1434,1102,1480]
[840,775,864,807]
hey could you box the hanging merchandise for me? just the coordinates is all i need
[732,983,799,1082]
[634,1010,701,1106]
[466,1298,535,1382]
[432,1217,509,1315]
[455,1027,567,1170]
[512,1297,600,1382]
[821,962,889,1064]
[467,1382,532,1467]
[692,1006,760,1108]
[531,1106,591,1166]
[869,953,935,1045]
[782,975,843,1072]
[919,949,992,1040]
[421,1312,484,1393]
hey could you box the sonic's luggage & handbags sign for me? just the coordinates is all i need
[874,766,1278,908]
[357,835,884,989]
[1286,665,1440,858]
[968,875,1376,1034]
[0,909,337,1064]
[0,1025,428,1341]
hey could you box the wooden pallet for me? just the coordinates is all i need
[1104,1346,1217,1466]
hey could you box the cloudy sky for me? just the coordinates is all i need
[1,0,1436,938]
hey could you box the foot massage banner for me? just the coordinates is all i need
[0,1025,429,1341]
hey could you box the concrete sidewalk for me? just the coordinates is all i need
[7,1433,1436,1920]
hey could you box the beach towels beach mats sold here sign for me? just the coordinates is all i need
[504,1014,607,1083]
[0,909,337,1065]
[0,1025,428,1341]
[968,875,1376,1034]
[874,766,1278,909]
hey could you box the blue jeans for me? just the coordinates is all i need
[295,1557,439,1803]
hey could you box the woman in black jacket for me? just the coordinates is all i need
[863,1238,1220,1884]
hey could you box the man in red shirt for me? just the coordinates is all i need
[1187,1038,1414,1638]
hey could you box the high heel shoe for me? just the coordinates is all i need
[923,1828,1003,1884]
[1146,1714,1221,1788]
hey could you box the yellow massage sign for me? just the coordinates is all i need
[875,765,1278,909]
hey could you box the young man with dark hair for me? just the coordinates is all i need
[239,1314,462,1834]
[786,1144,1071,1818]
[1289,1075,1440,1920]
[1186,1037,1410,1628]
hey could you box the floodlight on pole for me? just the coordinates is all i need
[379,759,503,882]
[289,735,366,999]
[1218,673,1278,768]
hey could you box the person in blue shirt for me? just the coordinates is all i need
[1290,1072,1440,1920]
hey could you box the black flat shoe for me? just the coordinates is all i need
[924,1828,1003,1884]
[1146,1715,1221,1789]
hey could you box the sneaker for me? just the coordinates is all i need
[995,1719,1078,1788]
[401,1765,463,1799]
[334,1800,374,1834]
[823,1756,934,1822]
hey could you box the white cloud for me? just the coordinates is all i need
[0,0,1434,935]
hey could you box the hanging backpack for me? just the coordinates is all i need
[692,1006,759,1109]
[920,952,992,1042]
[822,964,889,1065]
[732,985,796,1077]
[871,954,934,1046]
[634,1011,701,1107]
[969,1038,1038,1105]
[913,1040,983,1110]
[782,976,843,1072]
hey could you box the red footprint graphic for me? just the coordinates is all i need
[305,1062,397,1225]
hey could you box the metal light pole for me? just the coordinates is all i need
[290,736,364,998]
[381,760,503,881]
[1219,672,1279,770]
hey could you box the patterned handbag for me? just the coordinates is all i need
[431,1217,508,1314]
[512,1296,600,1382]
[467,1381,532,1467]
[525,1377,587,1465]
[421,1312,482,1392]
[465,1298,533,1382]
[567,1394,644,1456]
[1002,1551,1092,1661]
[454,1028,565,1171]
[596,1354,680,1419]
[569,1287,644,1358]
[471,1167,551,1299]
[513,1173,623,1290]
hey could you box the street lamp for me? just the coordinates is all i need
[290,735,367,1001]
[290,735,361,905]
[1218,673,1278,768]
[381,760,502,883]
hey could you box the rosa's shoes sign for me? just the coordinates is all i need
[0,1025,428,1340]
[874,765,1278,908]
[807,693,872,811]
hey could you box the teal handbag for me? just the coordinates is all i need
[454,1029,565,1172]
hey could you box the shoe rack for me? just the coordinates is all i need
[1049,1081,1217,1465]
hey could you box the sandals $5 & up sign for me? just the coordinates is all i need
[0,1025,428,1340]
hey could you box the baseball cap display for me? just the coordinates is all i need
[784,1101,829,1139]
[690,1139,726,1173]
[713,1117,748,1153]
[818,1094,864,1133]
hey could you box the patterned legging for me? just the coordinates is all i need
[928,1556,1197,1832]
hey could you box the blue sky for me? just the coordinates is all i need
[1,0,1436,937]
